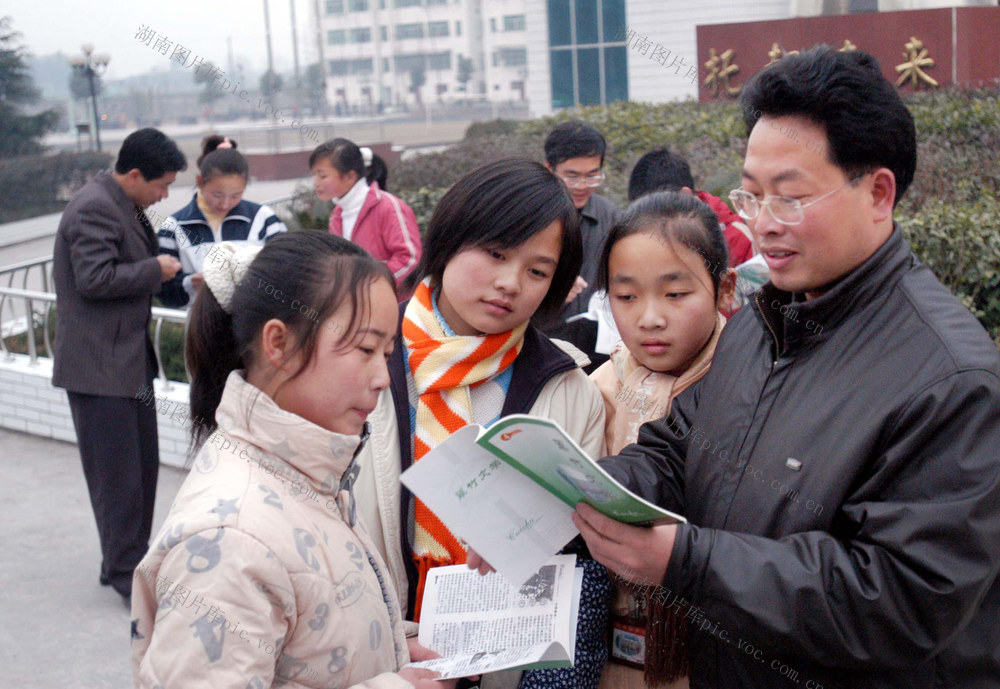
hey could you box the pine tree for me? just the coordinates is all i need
[0,16,58,158]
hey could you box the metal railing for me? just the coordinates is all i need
[0,257,189,390]
[0,191,307,388]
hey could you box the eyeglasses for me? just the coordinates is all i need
[728,176,864,226]
[558,172,605,189]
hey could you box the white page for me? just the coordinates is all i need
[400,425,579,586]
[407,555,578,680]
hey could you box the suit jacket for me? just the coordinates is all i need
[52,170,163,397]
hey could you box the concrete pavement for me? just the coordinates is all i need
[0,428,186,688]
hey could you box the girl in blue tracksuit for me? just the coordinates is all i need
[157,135,286,307]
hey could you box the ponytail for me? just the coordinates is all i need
[183,233,396,457]
[309,138,389,190]
[186,285,243,451]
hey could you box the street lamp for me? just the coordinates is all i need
[69,44,111,153]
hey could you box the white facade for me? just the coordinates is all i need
[527,0,794,117]
[317,0,529,109]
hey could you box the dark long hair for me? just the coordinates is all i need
[407,157,582,321]
[185,232,395,451]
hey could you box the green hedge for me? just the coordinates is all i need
[0,151,112,223]
[148,89,1000,381]
[388,91,1000,341]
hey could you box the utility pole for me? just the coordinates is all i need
[290,0,301,90]
[312,0,328,120]
[263,0,275,74]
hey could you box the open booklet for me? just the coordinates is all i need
[399,414,685,587]
[405,554,583,680]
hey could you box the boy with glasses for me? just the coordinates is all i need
[540,121,619,372]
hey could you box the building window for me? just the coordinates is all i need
[427,0,447,4]
[348,0,369,10]
[395,0,422,7]
[428,21,450,37]
[492,53,498,67]
[329,58,375,75]
[490,18,497,32]
[499,47,527,67]
[456,20,462,36]
[325,0,344,13]
[396,23,425,39]
[349,27,372,43]
[428,51,451,70]
[394,52,451,72]
[380,25,388,41]
[575,0,598,45]
[383,58,391,72]
[327,29,346,45]
[503,14,526,31]
[548,0,571,46]
[549,0,628,109]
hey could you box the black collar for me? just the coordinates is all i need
[752,224,915,357]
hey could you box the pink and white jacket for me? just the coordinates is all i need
[330,182,422,289]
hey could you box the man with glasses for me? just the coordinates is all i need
[540,121,619,372]
[572,46,1000,688]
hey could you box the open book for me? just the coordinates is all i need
[399,414,684,587]
[405,555,582,679]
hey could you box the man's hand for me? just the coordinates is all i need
[190,272,205,290]
[565,275,588,304]
[572,502,676,588]
[157,255,182,281]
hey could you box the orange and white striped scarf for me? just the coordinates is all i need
[402,277,526,618]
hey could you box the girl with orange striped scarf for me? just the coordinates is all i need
[354,158,609,689]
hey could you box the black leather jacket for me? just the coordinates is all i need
[601,226,1000,689]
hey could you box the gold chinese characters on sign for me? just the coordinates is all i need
[702,36,937,99]
[704,48,741,96]
[895,36,939,88]
[767,43,800,65]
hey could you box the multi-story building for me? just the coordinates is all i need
[317,0,994,116]
[319,0,527,110]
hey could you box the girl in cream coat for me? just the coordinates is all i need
[131,235,456,689]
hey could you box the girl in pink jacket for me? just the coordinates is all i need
[311,138,422,293]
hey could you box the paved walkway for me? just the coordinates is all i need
[0,428,186,688]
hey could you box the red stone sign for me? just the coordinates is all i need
[696,7,1000,102]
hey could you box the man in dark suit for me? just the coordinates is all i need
[53,128,186,603]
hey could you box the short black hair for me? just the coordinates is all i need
[115,128,187,180]
[598,191,728,298]
[739,45,916,206]
[409,158,582,321]
[627,148,695,201]
[544,121,607,168]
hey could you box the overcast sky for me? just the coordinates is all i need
[6,0,315,79]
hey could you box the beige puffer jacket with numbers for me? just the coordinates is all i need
[131,371,414,689]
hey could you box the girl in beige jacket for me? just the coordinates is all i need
[131,234,458,688]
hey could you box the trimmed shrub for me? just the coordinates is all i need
[389,89,1000,341]
[0,151,112,222]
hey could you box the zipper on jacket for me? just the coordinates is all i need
[338,422,371,528]
[755,291,782,365]
[339,421,407,665]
